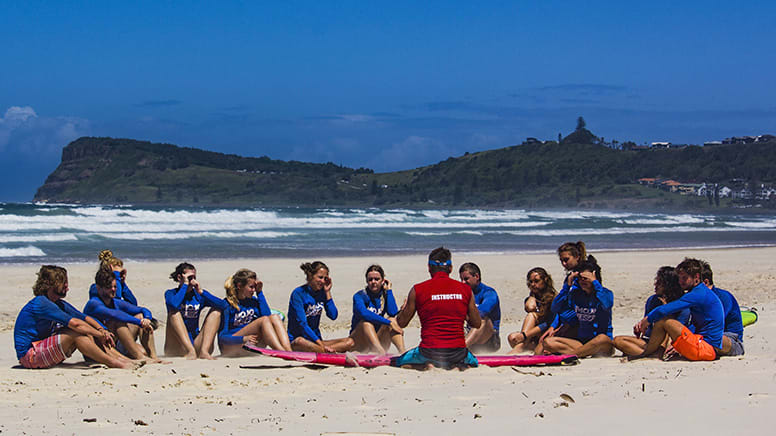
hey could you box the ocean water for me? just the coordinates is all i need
[1,203,775,263]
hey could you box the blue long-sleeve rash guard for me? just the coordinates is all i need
[647,283,724,349]
[550,279,580,329]
[642,294,691,339]
[88,270,138,305]
[165,284,227,342]
[711,286,744,339]
[471,282,501,332]
[550,280,613,341]
[83,296,152,327]
[350,288,399,333]
[218,293,272,346]
[287,285,338,342]
[14,296,88,360]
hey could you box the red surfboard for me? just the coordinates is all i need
[243,344,578,367]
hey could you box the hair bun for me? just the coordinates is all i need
[98,249,114,262]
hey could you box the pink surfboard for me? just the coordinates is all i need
[243,345,578,367]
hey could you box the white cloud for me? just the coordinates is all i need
[0,106,90,155]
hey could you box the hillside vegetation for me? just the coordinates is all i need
[34,136,776,210]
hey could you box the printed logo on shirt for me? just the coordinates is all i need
[182,303,200,319]
[575,306,596,322]
[431,293,463,301]
[234,308,257,326]
[305,302,324,318]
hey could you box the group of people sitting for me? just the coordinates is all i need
[13,242,745,370]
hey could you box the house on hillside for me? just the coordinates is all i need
[659,180,682,192]
[650,142,672,149]
[638,178,657,186]
[703,141,723,146]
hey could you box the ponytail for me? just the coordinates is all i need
[225,269,257,310]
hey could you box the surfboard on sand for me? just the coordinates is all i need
[243,344,579,368]
[741,307,758,327]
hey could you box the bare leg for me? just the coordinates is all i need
[291,336,355,353]
[139,325,159,359]
[59,330,133,369]
[465,318,495,348]
[378,317,405,354]
[350,321,385,354]
[164,312,196,359]
[193,309,221,359]
[543,337,584,355]
[629,318,684,361]
[111,322,148,359]
[613,336,648,357]
[268,314,292,351]
[573,334,614,358]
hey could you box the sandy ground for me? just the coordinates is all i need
[1,248,775,435]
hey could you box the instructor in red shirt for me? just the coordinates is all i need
[392,247,482,369]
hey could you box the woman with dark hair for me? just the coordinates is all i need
[507,267,557,354]
[349,264,405,354]
[613,266,689,357]
[287,261,354,353]
[539,259,614,358]
[163,262,225,359]
[218,268,291,357]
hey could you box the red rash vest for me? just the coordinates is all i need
[414,271,473,349]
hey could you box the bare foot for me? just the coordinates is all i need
[185,352,197,360]
[198,353,216,360]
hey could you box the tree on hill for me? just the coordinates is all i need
[562,116,597,144]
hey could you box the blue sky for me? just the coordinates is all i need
[1,1,774,201]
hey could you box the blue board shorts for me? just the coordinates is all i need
[391,347,479,369]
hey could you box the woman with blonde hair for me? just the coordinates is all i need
[287,261,354,353]
[89,249,137,305]
[218,268,291,357]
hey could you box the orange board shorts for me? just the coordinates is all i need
[19,334,68,369]
[672,326,717,361]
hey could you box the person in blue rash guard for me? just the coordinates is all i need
[535,241,595,354]
[349,264,405,354]
[163,262,225,359]
[288,261,355,353]
[88,250,138,305]
[84,266,162,361]
[507,267,557,354]
[458,262,501,353]
[613,266,690,357]
[218,268,291,357]
[701,260,745,356]
[630,258,725,362]
[540,259,614,358]
[14,265,134,369]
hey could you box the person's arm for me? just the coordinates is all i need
[396,288,417,328]
[592,281,613,310]
[115,299,152,320]
[119,281,138,306]
[217,307,248,345]
[85,298,143,326]
[646,293,695,324]
[164,286,190,311]
[353,292,391,326]
[256,293,272,317]
[550,280,572,314]
[476,288,499,319]
[467,293,482,329]
[200,290,229,311]
[324,297,338,321]
[289,290,322,342]
[384,289,399,317]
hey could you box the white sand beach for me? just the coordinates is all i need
[1,247,774,435]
